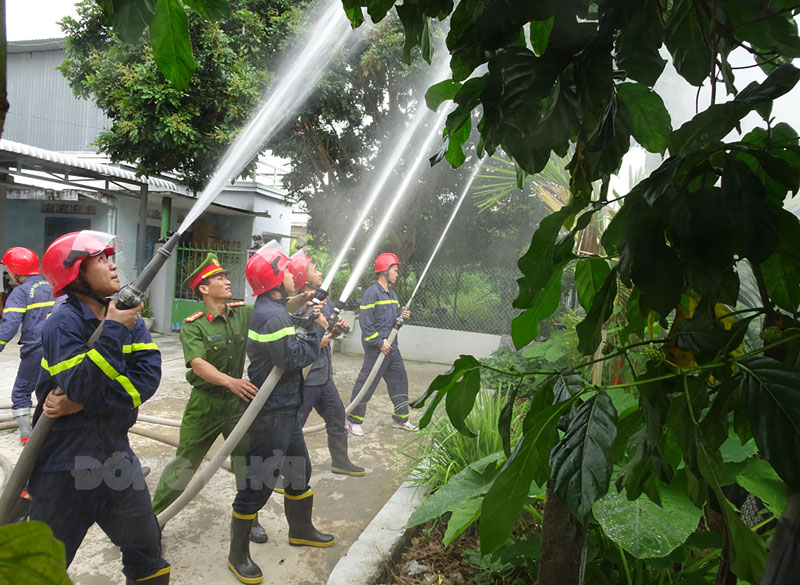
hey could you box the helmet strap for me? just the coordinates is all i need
[67,272,110,307]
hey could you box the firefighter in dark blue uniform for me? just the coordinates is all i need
[346,252,416,436]
[30,230,170,584]
[0,247,56,443]
[227,245,333,585]
[288,253,364,476]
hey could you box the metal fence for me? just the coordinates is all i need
[174,242,249,301]
[391,262,520,335]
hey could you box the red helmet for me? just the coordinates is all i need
[42,231,117,296]
[374,252,400,273]
[246,246,290,296]
[288,253,313,290]
[1,247,41,276]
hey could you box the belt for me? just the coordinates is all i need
[196,385,228,395]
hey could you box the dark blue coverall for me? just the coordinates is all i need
[233,294,322,515]
[296,301,347,437]
[347,281,409,425]
[0,274,55,409]
[28,295,170,582]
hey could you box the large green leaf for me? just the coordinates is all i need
[480,396,576,554]
[736,458,788,518]
[109,0,155,43]
[150,0,197,89]
[445,368,481,437]
[182,0,230,21]
[442,498,482,547]
[760,208,800,312]
[408,452,503,527]
[412,355,481,430]
[665,0,712,86]
[576,267,618,355]
[425,79,461,111]
[616,82,671,154]
[698,446,767,584]
[614,0,666,86]
[574,256,610,311]
[668,65,800,154]
[511,261,566,348]
[0,522,72,585]
[515,206,574,308]
[739,355,800,491]
[722,157,777,263]
[550,391,618,518]
[593,482,702,558]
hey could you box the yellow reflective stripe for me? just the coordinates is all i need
[284,488,314,501]
[0,340,6,345]
[87,349,141,408]
[349,414,364,421]
[359,299,400,310]
[248,326,295,343]
[116,375,142,408]
[232,509,257,520]
[394,412,409,419]
[41,353,87,375]
[122,343,158,353]
[27,301,55,310]
[136,567,171,582]
[3,307,26,313]
[363,332,378,342]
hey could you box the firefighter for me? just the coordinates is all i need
[0,247,56,443]
[346,252,416,436]
[227,245,333,585]
[30,230,170,584]
[288,253,364,476]
[151,252,267,543]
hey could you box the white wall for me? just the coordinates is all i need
[337,310,501,365]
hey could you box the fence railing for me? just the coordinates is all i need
[174,242,248,301]
[389,262,520,335]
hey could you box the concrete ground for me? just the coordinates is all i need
[0,331,445,585]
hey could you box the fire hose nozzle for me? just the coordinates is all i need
[293,287,330,339]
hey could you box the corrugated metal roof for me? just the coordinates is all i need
[0,139,187,194]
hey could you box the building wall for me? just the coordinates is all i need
[1,198,115,258]
[6,41,111,152]
[338,310,500,365]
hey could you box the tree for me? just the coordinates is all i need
[341,1,800,584]
[59,0,308,192]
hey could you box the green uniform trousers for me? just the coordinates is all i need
[152,388,247,515]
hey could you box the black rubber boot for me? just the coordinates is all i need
[126,569,170,584]
[250,512,268,544]
[328,434,365,477]
[227,513,263,584]
[284,491,334,548]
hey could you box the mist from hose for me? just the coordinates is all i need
[178,0,362,234]
[406,156,484,309]
[338,104,451,303]
[320,57,451,292]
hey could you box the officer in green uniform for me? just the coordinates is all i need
[151,253,268,543]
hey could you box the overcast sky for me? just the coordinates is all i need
[5,1,800,199]
[7,0,78,41]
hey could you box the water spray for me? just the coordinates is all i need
[0,0,361,526]
[304,157,484,434]
[294,57,451,339]
[302,107,472,434]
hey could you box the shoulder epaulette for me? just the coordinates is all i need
[227,301,246,307]
[184,312,204,322]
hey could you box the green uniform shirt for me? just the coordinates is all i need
[180,301,253,391]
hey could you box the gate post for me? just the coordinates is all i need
[150,241,177,334]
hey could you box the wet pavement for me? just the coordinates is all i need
[0,331,446,585]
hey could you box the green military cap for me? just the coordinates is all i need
[184,252,230,291]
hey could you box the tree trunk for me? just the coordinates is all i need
[538,482,587,585]
[0,0,8,138]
